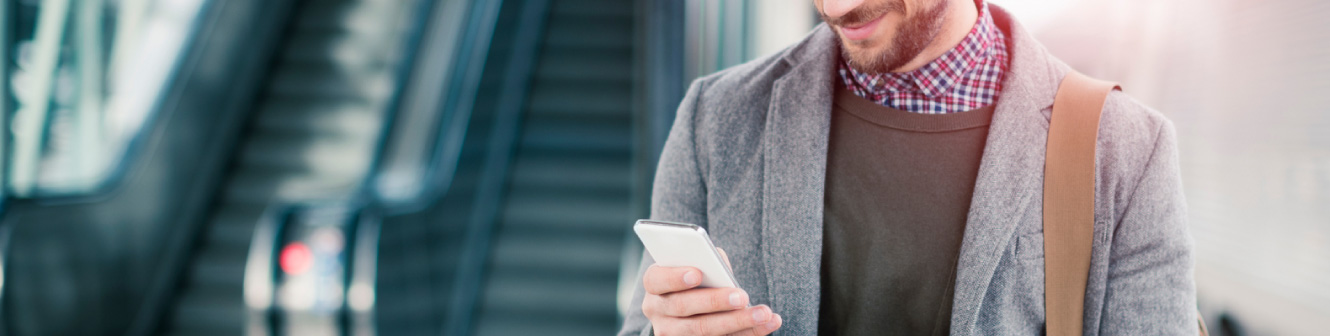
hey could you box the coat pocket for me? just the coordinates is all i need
[1015,231,1044,262]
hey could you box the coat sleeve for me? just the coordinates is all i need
[618,79,711,336]
[1098,118,1199,335]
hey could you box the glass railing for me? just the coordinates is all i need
[5,0,209,196]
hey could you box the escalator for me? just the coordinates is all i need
[365,0,642,335]
[372,0,638,334]
[464,0,636,334]
[0,0,661,334]
[158,0,423,334]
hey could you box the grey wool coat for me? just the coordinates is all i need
[620,5,1197,336]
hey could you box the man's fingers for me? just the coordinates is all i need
[650,287,748,317]
[658,305,779,336]
[644,265,703,295]
[725,313,783,336]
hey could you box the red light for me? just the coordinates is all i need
[280,242,313,275]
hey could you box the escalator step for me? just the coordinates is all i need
[187,248,247,294]
[378,245,462,285]
[224,166,362,202]
[518,115,632,154]
[267,66,395,100]
[508,152,631,191]
[543,19,632,51]
[282,33,391,71]
[205,203,266,239]
[252,104,381,139]
[259,95,374,116]
[478,273,619,320]
[237,132,373,177]
[551,0,632,18]
[206,216,260,248]
[535,49,632,84]
[526,81,632,117]
[168,291,246,334]
[489,230,623,275]
[473,317,617,336]
[194,235,252,262]
[502,190,631,232]
[199,232,252,261]
[294,0,404,34]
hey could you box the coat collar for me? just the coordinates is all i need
[758,4,1071,334]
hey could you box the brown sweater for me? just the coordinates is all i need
[819,86,993,335]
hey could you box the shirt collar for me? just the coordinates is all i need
[841,1,1003,98]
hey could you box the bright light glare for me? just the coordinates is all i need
[991,0,1084,31]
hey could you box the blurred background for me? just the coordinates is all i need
[0,0,1323,335]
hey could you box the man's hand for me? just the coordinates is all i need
[641,249,783,336]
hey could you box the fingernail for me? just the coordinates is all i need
[763,314,782,331]
[683,270,700,286]
[751,306,771,323]
[728,291,747,308]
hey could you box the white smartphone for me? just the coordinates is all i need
[633,219,740,289]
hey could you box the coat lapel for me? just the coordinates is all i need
[949,5,1069,334]
[761,25,838,335]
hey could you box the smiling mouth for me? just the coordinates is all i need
[838,14,885,41]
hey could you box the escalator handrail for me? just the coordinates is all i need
[373,0,507,214]
[354,0,442,201]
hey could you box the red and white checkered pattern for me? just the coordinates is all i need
[838,2,1007,114]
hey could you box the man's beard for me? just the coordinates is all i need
[829,0,949,73]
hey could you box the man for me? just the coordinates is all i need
[619,0,1196,334]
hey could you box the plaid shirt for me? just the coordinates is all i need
[838,2,1007,114]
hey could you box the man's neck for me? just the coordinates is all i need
[890,0,980,73]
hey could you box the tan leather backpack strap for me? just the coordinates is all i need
[1044,70,1119,336]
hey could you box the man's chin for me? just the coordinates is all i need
[841,46,888,73]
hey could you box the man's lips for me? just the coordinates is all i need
[838,15,884,41]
